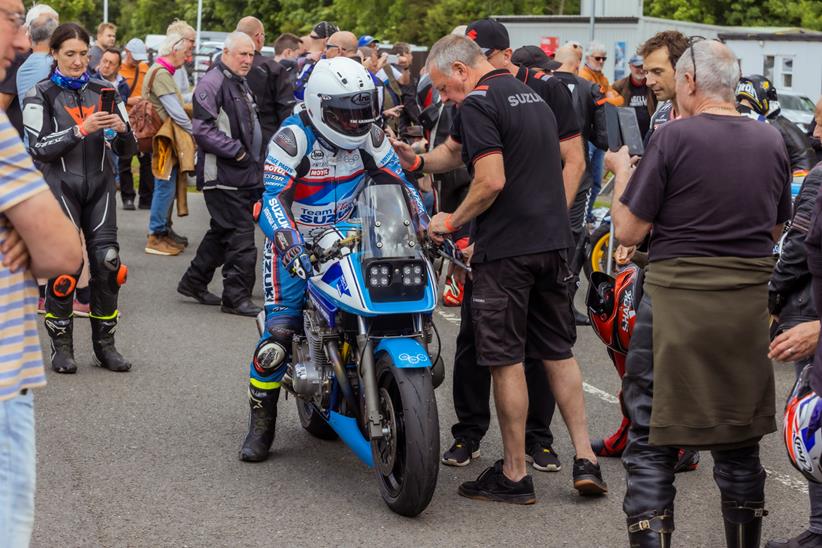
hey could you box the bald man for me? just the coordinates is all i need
[235,15,294,148]
[325,30,358,59]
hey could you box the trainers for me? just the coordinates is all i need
[458,459,536,504]
[72,299,90,317]
[572,457,608,496]
[442,438,480,467]
[145,234,182,256]
[526,445,561,472]
[673,448,699,473]
[122,198,135,210]
[766,529,822,547]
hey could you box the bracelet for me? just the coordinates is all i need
[410,155,424,172]
[444,214,459,233]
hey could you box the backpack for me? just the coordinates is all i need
[128,66,164,153]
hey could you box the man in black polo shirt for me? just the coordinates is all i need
[423,34,606,504]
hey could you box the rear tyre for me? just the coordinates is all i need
[371,354,439,517]
[296,398,338,440]
[584,223,611,279]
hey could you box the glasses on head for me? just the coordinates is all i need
[0,7,25,32]
[687,36,706,83]
[593,56,607,62]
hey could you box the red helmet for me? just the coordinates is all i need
[586,263,644,354]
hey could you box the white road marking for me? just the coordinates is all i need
[435,308,809,495]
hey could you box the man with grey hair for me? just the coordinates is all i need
[16,6,57,100]
[177,31,263,316]
[414,33,606,504]
[606,39,792,547]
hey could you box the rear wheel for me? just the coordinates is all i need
[296,398,338,440]
[371,354,439,517]
[585,223,612,279]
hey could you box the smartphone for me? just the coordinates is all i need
[604,103,645,156]
[100,88,116,114]
[387,54,399,65]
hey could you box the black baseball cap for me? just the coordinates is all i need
[512,46,562,72]
[466,18,509,54]
[311,21,339,39]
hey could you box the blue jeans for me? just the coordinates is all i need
[0,390,36,547]
[148,167,177,235]
[586,142,605,221]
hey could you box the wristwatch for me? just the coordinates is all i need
[73,125,86,139]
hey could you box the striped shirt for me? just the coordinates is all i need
[0,111,48,401]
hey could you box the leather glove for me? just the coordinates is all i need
[273,228,313,280]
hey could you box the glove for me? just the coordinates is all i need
[273,228,313,280]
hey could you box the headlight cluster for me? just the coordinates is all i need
[366,262,426,289]
[369,264,392,288]
[401,264,424,286]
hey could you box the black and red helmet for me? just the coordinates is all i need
[586,263,644,354]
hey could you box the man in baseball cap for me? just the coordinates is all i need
[465,18,509,56]
[512,45,561,73]
[310,21,339,41]
[124,38,148,62]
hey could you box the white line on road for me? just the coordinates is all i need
[435,308,809,495]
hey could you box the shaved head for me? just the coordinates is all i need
[326,31,357,59]
[236,16,264,51]
[554,44,580,73]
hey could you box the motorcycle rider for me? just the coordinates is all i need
[22,22,135,373]
[736,74,814,172]
[239,57,429,462]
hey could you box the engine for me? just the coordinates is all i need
[285,307,336,404]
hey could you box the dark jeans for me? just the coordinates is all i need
[180,188,260,307]
[450,277,556,449]
[118,152,154,206]
[622,295,766,524]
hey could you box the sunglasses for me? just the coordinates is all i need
[593,56,607,62]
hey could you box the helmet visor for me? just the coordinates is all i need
[320,90,380,138]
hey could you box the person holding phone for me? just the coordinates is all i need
[22,23,136,374]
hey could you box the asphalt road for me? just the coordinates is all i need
[32,193,809,547]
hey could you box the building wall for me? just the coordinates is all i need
[725,39,822,102]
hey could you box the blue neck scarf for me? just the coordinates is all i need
[51,69,90,91]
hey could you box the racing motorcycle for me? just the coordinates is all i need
[256,178,456,517]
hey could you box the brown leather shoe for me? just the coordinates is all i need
[145,234,182,256]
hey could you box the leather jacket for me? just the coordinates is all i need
[769,113,815,172]
[22,77,136,186]
[769,166,822,327]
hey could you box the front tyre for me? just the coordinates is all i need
[371,354,439,517]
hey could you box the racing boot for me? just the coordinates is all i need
[90,316,132,372]
[627,510,674,548]
[44,316,77,374]
[722,498,767,548]
[240,387,280,462]
[591,415,630,457]
[673,448,700,473]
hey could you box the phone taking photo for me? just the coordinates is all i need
[100,88,116,114]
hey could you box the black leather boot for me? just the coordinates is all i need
[90,317,131,372]
[44,316,77,374]
[627,510,674,548]
[722,498,767,548]
[240,387,280,462]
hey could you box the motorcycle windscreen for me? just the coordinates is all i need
[357,183,423,261]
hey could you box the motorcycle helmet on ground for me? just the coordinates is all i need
[784,364,822,483]
[736,75,779,117]
[416,73,442,133]
[304,57,381,150]
[586,263,644,354]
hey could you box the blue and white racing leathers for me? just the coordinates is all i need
[249,112,428,392]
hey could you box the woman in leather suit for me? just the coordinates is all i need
[22,23,136,373]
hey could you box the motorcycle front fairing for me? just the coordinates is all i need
[309,181,436,317]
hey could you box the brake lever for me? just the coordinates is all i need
[426,236,471,272]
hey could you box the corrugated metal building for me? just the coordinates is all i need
[494,0,822,102]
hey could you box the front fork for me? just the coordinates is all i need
[357,316,384,439]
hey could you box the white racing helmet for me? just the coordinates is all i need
[784,364,822,483]
[304,57,380,150]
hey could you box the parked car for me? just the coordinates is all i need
[779,91,817,133]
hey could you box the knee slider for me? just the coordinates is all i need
[50,274,78,298]
[93,246,128,286]
[253,321,295,379]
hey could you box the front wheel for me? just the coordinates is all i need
[371,354,439,517]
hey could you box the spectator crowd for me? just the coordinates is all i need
[0,4,821,547]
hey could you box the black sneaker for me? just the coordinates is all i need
[572,457,608,496]
[766,529,822,547]
[673,449,699,473]
[122,198,135,210]
[442,438,480,467]
[526,445,562,472]
[458,459,536,505]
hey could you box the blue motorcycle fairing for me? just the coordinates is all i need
[327,411,374,467]
[307,283,338,328]
[375,338,432,369]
